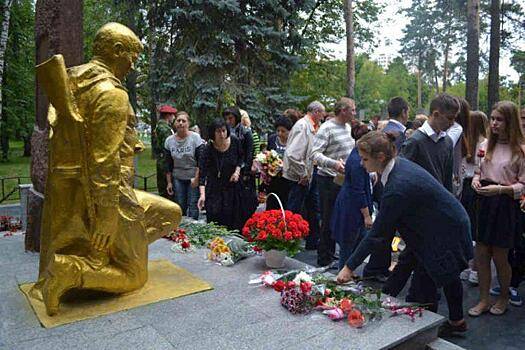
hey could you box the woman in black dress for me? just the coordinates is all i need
[266,115,293,210]
[198,119,244,230]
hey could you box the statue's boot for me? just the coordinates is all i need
[42,254,81,316]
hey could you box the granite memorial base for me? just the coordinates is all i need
[0,235,463,349]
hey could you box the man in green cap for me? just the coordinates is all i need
[154,105,176,198]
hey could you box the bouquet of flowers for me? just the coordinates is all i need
[254,150,283,185]
[242,210,309,256]
[252,270,426,328]
[167,228,193,252]
[207,236,255,266]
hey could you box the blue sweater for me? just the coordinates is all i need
[383,120,406,151]
[346,157,473,287]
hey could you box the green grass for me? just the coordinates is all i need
[0,142,158,200]
[0,141,31,178]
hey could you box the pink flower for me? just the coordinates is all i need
[323,307,345,320]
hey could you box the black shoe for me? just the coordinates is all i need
[438,320,467,337]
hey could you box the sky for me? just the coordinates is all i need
[325,0,522,83]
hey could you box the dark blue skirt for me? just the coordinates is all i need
[477,180,521,249]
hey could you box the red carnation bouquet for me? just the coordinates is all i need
[242,210,309,256]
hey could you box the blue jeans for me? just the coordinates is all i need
[173,178,199,220]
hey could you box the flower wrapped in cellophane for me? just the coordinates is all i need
[254,150,283,185]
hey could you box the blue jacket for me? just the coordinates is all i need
[382,120,406,151]
[331,148,373,244]
[346,157,473,287]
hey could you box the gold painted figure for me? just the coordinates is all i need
[30,23,182,316]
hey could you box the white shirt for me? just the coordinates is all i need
[388,118,407,132]
[446,122,463,147]
[419,121,447,143]
[381,158,396,186]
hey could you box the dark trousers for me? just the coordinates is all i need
[383,250,464,321]
[286,175,320,249]
[383,248,416,297]
[305,172,320,249]
[317,174,340,265]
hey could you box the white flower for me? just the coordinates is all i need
[256,153,267,163]
[293,271,312,285]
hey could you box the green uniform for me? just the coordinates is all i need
[154,119,174,197]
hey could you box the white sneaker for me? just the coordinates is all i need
[468,270,479,285]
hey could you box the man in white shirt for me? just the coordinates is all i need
[310,97,356,267]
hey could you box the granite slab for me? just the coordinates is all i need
[0,235,444,350]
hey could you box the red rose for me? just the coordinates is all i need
[286,281,296,289]
[340,298,354,312]
[300,281,313,294]
[348,309,365,328]
[181,241,190,249]
[284,231,293,241]
[324,288,331,296]
[253,246,262,253]
[273,280,286,292]
[477,149,485,158]
[256,230,268,241]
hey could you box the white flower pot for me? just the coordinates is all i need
[265,249,286,268]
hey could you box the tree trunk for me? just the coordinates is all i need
[122,0,140,113]
[23,136,31,157]
[147,5,159,159]
[0,0,13,115]
[417,55,422,109]
[0,0,14,160]
[344,0,355,98]
[488,0,500,111]
[466,0,480,110]
[433,66,439,95]
[442,38,451,92]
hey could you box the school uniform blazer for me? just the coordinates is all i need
[382,120,406,151]
[346,157,473,287]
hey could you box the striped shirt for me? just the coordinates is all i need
[311,119,355,177]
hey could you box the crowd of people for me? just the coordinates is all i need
[153,94,525,337]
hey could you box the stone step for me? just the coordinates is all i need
[426,337,467,350]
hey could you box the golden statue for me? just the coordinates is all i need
[30,23,182,316]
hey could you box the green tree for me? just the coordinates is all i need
[1,0,34,159]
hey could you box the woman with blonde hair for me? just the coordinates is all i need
[469,101,525,316]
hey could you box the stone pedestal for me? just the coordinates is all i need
[18,184,32,231]
[24,187,44,252]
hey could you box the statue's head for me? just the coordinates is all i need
[92,22,143,80]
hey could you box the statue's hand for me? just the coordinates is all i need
[91,206,119,251]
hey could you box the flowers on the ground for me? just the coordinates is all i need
[251,270,426,328]
[168,228,193,252]
[207,236,255,266]
[242,210,309,256]
[254,150,283,185]
[0,216,22,236]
